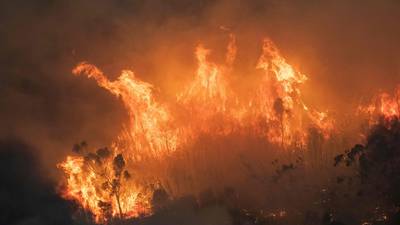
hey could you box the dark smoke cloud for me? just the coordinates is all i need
[0,138,75,225]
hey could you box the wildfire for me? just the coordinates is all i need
[72,64,180,156]
[250,38,332,145]
[58,151,151,222]
[359,86,400,124]
[59,35,335,222]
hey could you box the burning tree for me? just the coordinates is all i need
[59,142,150,223]
[74,142,130,219]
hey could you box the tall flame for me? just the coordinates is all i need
[72,63,180,156]
[360,86,400,124]
[59,35,334,222]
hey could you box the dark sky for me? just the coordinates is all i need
[1,0,399,176]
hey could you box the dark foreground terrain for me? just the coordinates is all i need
[1,118,400,225]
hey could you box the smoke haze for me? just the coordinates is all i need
[1,0,399,169]
[1,4,400,224]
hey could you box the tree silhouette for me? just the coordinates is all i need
[72,142,131,220]
[274,97,286,146]
[334,117,400,224]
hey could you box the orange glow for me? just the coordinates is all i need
[58,155,151,223]
[72,63,180,156]
[359,86,400,124]
[59,35,335,222]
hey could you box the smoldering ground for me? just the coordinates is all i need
[1,0,400,225]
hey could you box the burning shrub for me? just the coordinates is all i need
[58,142,151,223]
